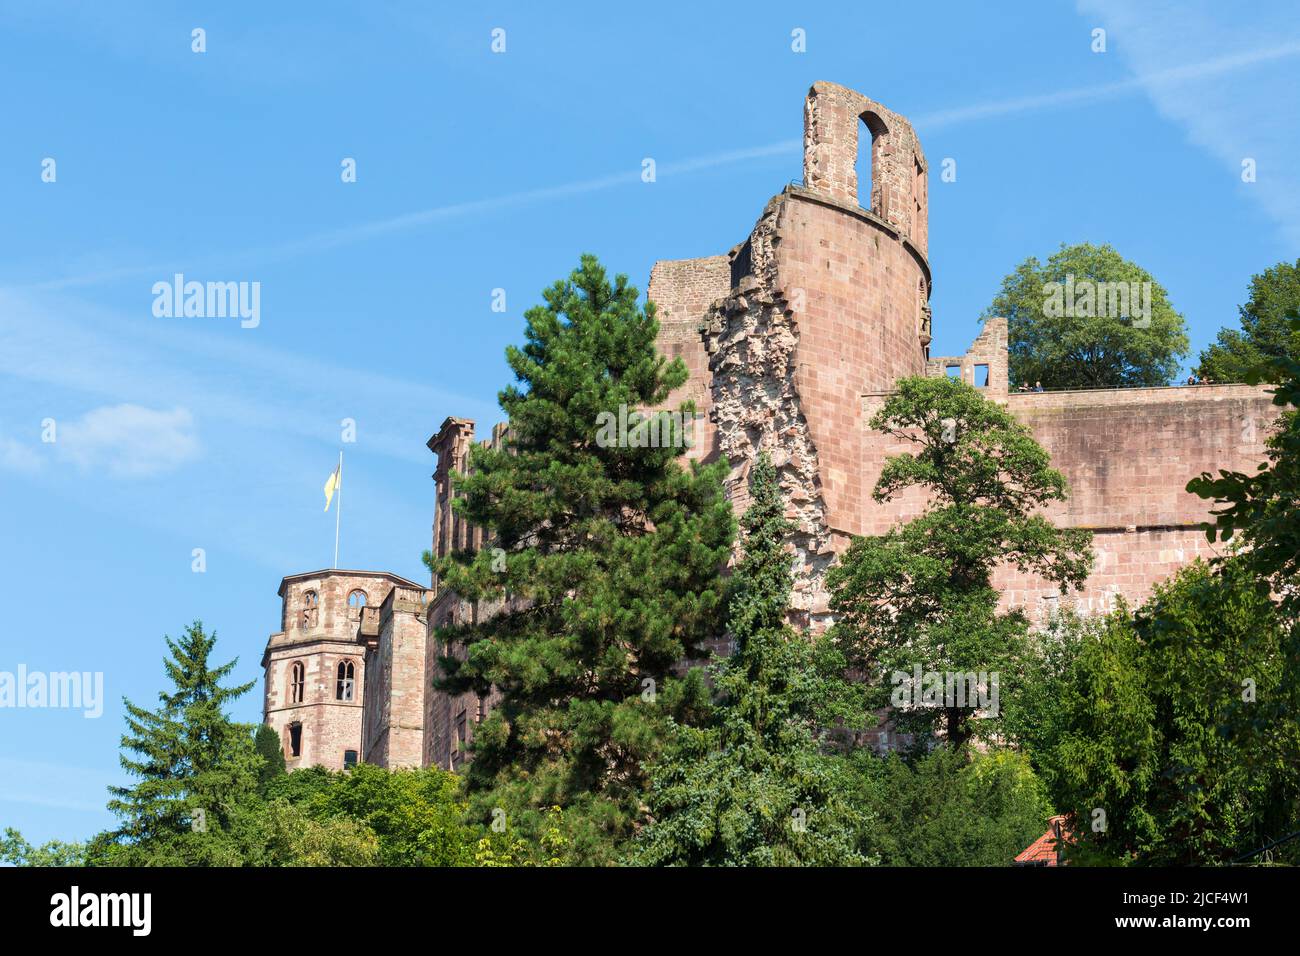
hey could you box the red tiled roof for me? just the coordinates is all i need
[1015,815,1073,866]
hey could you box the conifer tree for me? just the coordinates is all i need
[425,255,735,863]
[631,454,873,866]
[107,621,259,852]
[255,723,287,790]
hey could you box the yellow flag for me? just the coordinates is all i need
[324,464,340,512]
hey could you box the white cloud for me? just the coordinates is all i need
[55,404,199,478]
[1077,0,1300,248]
[0,434,42,474]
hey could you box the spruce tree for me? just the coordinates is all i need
[631,454,873,866]
[107,621,259,854]
[255,723,287,790]
[425,255,735,864]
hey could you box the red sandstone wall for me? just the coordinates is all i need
[857,383,1279,616]
[778,190,930,536]
[1007,385,1277,528]
[648,255,732,463]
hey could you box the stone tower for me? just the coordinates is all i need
[651,81,935,625]
[266,81,1279,767]
[261,568,424,770]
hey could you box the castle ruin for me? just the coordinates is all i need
[262,82,1278,767]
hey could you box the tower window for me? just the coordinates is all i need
[287,722,303,758]
[453,710,468,763]
[289,661,305,704]
[301,590,319,629]
[348,589,367,608]
[336,659,356,701]
[343,750,358,770]
[856,112,888,214]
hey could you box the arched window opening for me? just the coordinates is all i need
[856,112,888,213]
[300,590,319,629]
[336,659,355,701]
[347,589,367,608]
[289,661,305,704]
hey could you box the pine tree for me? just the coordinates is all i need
[424,255,735,864]
[631,453,873,866]
[107,621,258,853]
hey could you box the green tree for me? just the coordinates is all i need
[631,454,874,866]
[254,723,286,790]
[854,747,1053,866]
[424,255,735,864]
[1198,261,1300,383]
[474,806,568,867]
[1188,316,1300,613]
[1047,559,1299,865]
[249,801,380,866]
[999,610,1098,790]
[828,377,1093,748]
[265,763,478,867]
[0,829,87,867]
[105,621,260,863]
[982,242,1189,389]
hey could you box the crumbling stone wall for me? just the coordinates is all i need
[803,81,929,256]
[653,82,935,623]
[927,318,1009,394]
[313,81,1283,770]
[700,197,838,626]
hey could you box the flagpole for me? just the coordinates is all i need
[333,450,342,569]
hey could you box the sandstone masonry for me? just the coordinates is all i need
[263,82,1278,770]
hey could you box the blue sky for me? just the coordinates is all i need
[1,0,1298,845]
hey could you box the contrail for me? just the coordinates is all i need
[10,40,1298,293]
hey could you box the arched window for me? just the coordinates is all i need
[336,659,355,701]
[856,112,889,214]
[289,661,305,703]
[348,589,367,608]
[300,590,319,629]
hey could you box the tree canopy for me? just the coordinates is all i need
[424,254,735,864]
[982,242,1188,389]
